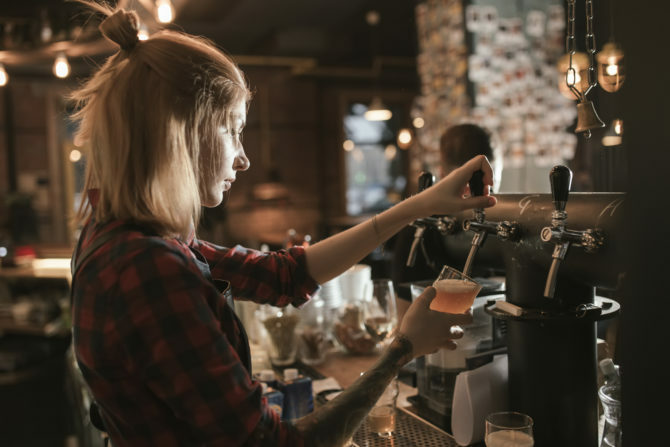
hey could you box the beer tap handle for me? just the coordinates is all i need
[468,169,485,197]
[418,171,435,192]
[549,165,572,214]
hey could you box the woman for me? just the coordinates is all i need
[70,4,496,446]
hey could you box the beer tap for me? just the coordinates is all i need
[541,166,605,298]
[406,172,458,267]
[462,170,520,276]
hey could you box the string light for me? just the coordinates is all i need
[53,53,70,78]
[156,0,174,24]
[0,64,8,86]
[69,149,82,162]
[364,97,392,121]
[596,43,625,92]
[397,128,412,149]
[138,25,150,41]
[412,117,425,128]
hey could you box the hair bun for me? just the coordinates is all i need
[99,9,140,51]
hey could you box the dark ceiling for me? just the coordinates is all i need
[0,0,419,75]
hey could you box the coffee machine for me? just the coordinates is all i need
[409,166,624,447]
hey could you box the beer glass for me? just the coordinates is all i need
[431,266,482,314]
[485,411,534,447]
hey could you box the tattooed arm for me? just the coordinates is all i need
[293,335,413,447]
[291,286,473,447]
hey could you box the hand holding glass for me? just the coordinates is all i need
[485,412,534,447]
[431,266,482,314]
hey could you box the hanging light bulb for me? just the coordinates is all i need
[397,128,413,149]
[556,52,589,100]
[156,0,174,24]
[412,116,425,129]
[596,42,625,92]
[138,25,150,41]
[601,118,623,146]
[0,63,8,87]
[364,96,392,121]
[53,53,70,78]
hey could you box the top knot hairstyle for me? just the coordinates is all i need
[70,1,251,238]
[99,9,140,51]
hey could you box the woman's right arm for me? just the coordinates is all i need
[292,286,472,446]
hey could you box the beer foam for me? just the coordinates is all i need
[434,278,479,293]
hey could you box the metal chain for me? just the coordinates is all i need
[565,0,581,100]
[584,0,597,96]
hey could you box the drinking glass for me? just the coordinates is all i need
[362,279,398,346]
[367,377,399,438]
[485,412,534,447]
[431,265,482,314]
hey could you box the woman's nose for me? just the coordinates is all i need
[234,151,250,171]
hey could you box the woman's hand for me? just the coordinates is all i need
[412,154,497,218]
[397,286,473,358]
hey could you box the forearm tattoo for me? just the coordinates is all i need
[292,334,414,447]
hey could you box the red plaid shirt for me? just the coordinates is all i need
[72,219,318,446]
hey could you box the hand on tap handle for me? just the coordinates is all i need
[468,169,486,198]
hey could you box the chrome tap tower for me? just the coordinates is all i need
[412,166,624,446]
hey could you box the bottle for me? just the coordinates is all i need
[599,358,620,386]
[260,382,285,419]
[278,368,313,420]
[598,358,621,447]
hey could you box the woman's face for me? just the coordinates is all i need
[201,100,250,207]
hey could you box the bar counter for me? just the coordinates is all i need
[308,349,463,447]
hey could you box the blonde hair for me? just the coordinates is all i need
[71,2,251,238]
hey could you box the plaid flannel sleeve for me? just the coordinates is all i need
[113,242,304,446]
[193,239,320,307]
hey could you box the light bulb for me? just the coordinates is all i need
[53,53,70,78]
[613,119,623,135]
[0,64,8,86]
[69,149,82,163]
[397,128,412,149]
[384,145,397,160]
[412,117,425,128]
[364,97,392,121]
[156,0,174,24]
[597,42,625,93]
[138,26,150,41]
[343,139,355,151]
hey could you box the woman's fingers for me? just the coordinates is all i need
[453,155,495,191]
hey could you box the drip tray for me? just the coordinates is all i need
[353,407,459,447]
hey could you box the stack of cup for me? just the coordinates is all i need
[339,264,372,304]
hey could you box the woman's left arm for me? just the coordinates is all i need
[304,155,497,284]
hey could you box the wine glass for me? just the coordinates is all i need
[362,279,398,347]
[485,411,534,446]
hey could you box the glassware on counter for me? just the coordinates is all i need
[258,305,300,366]
[485,411,534,446]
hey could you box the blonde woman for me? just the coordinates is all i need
[70,3,497,446]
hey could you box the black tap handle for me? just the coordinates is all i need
[468,170,485,197]
[549,165,573,212]
[418,171,435,192]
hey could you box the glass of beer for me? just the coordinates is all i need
[485,412,534,447]
[430,266,482,314]
[367,377,399,438]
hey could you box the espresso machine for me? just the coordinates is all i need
[410,166,624,447]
